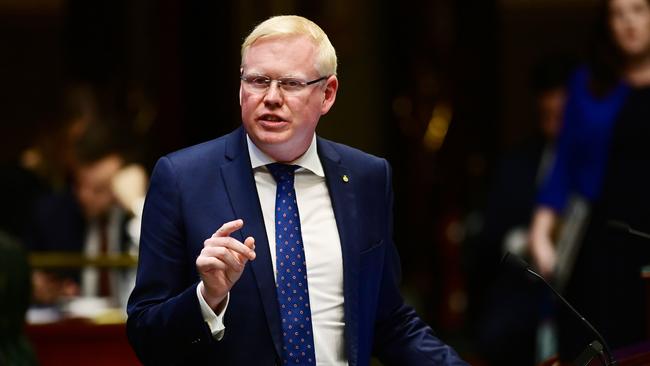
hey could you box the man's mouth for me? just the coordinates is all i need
[259,114,286,123]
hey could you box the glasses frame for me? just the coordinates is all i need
[240,74,329,93]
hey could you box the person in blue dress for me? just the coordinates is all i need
[529,0,650,361]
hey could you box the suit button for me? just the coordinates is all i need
[191,338,201,344]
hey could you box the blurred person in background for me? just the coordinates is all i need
[28,123,147,311]
[19,84,98,192]
[471,58,570,366]
[0,84,96,249]
[529,0,650,360]
[0,231,37,366]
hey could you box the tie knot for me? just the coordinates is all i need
[267,163,298,184]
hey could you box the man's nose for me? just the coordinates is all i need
[263,80,283,107]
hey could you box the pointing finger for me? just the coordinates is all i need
[213,219,244,238]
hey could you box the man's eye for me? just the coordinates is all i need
[251,77,270,86]
[281,79,302,88]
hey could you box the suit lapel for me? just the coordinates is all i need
[220,128,283,358]
[318,138,361,366]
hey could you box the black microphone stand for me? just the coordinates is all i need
[573,341,607,366]
[502,252,617,365]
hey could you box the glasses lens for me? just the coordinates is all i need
[278,78,304,92]
[248,76,271,89]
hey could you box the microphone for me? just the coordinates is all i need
[607,220,650,240]
[501,252,617,366]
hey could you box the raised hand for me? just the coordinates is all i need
[196,219,256,310]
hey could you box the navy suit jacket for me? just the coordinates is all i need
[127,127,467,365]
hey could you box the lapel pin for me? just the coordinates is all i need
[342,175,349,183]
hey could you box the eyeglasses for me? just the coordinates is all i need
[240,74,328,93]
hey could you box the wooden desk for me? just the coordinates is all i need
[29,252,138,269]
[25,320,140,366]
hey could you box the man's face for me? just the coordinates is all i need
[74,154,123,219]
[610,0,650,57]
[538,87,566,141]
[240,35,338,162]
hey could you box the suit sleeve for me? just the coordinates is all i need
[126,156,216,364]
[372,160,469,366]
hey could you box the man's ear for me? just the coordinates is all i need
[321,75,338,115]
[239,67,244,106]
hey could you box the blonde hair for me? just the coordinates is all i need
[241,15,337,76]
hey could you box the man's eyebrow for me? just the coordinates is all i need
[243,69,307,79]
[275,75,306,79]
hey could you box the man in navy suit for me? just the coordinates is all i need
[127,15,467,365]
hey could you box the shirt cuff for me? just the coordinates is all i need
[196,281,228,340]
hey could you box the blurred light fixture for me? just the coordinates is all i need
[422,102,452,151]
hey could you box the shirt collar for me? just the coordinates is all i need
[246,133,325,177]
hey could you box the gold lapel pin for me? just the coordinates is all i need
[342,175,349,183]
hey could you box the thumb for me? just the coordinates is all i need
[243,237,256,261]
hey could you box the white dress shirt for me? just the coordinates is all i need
[198,134,347,365]
[82,206,138,310]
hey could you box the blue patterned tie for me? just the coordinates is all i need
[267,163,316,365]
